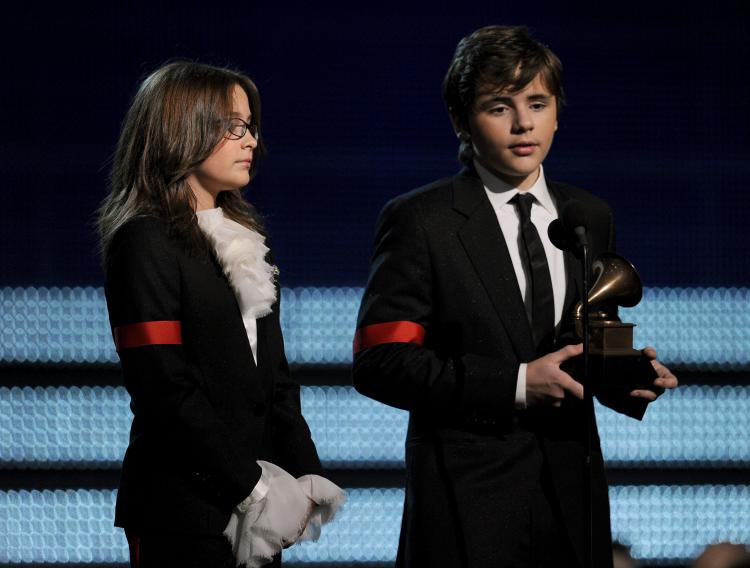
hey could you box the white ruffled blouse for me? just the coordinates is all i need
[195,207,277,363]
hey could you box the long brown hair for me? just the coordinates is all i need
[98,61,266,264]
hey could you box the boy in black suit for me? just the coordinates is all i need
[353,25,677,568]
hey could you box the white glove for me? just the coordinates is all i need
[224,461,313,567]
[296,474,347,542]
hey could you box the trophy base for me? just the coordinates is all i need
[563,322,658,396]
[562,350,658,397]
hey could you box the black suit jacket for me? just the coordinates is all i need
[104,216,322,536]
[353,168,638,568]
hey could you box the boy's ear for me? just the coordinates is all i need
[449,111,470,140]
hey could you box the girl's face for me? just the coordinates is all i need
[188,84,258,210]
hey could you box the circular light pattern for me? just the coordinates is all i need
[610,485,750,563]
[2,286,749,367]
[623,287,750,370]
[2,386,748,468]
[2,286,748,565]
[1,486,747,563]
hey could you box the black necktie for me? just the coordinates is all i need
[511,193,555,353]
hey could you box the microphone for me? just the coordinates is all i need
[548,200,589,250]
[548,218,576,251]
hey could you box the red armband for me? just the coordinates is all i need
[353,321,426,354]
[113,320,182,351]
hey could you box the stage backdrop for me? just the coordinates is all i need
[1,3,748,567]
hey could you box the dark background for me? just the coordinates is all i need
[2,2,748,288]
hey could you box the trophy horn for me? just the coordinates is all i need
[574,252,643,325]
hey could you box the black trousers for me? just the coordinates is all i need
[506,472,580,568]
[125,529,282,568]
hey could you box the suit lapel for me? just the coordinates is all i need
[453,169,536,362]
[206,251,269,393]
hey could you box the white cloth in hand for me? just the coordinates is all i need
[296,474,347,542]
[223,461,312,568]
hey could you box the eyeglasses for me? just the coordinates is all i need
[225,117,259,141]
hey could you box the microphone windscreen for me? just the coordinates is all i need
[561,200,588,231]
[548,219,575,251]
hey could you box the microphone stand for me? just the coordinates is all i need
[550,213,596,568]
[580,240,593,568]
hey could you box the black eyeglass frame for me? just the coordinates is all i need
[224,117,259,141]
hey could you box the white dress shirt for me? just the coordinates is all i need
[474,160,567,408]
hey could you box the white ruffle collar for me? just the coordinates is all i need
[196,207,277,321]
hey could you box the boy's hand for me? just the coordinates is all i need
[526,343,585,407]
[629,346,678,401]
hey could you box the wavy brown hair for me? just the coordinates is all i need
[97,61,266,264]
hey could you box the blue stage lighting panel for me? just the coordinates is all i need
[0,486,748,564]
[2,286,750,367]
[610,485,750,563]
[2,385,749,469]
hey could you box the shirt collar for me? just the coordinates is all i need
[474,159,556,215]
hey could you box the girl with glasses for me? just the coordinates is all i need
[98,61,343,568]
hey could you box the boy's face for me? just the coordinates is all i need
[463,73,557,190]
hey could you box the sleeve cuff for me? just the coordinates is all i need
[236,463,271,513]
[514,363,527,409]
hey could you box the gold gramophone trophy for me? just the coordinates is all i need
[564,252,658,397]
